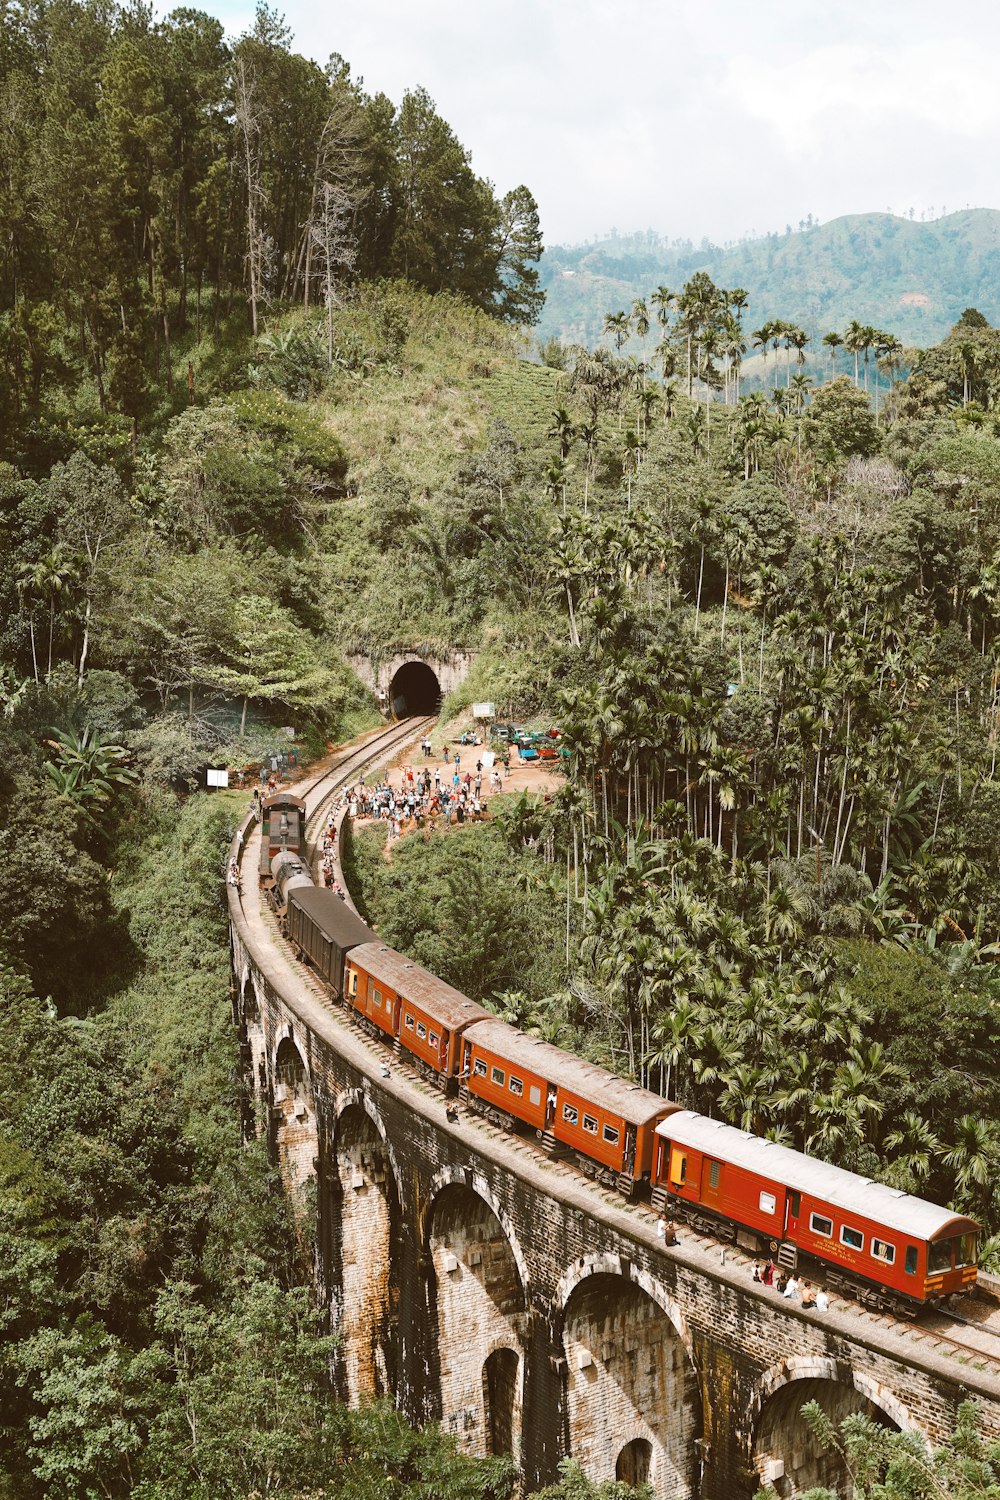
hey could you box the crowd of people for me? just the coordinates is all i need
[657,1215,830,1313]
[753,1259,829,1310]
[340,750,504,844]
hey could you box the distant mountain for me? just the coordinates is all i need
[537,209,1000,353]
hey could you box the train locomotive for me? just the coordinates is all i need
[263,814,980,1311]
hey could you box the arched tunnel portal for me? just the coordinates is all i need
[389,660,441,717]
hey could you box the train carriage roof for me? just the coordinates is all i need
[262,792,306,812]
[657,1112,979,1241]
[464,1019,679,1127]
[289,887,377,950]
[350,943,491,1032]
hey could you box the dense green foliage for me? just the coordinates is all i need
[539,210,1000,353]
[757,1398,1000,1500]
[0,0,543,456]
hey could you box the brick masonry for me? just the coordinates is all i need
[230,896,1000,1500]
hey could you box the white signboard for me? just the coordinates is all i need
[481,750,495,768]
[281,726,296,740]
[472,701,495,720]
[207,768,230,788]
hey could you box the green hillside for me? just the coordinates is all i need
[540,209,1000,352]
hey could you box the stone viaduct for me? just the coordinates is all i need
[229,807,1000,1499]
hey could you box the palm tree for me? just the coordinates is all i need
[603,310,631,353]
[844,320,865,386]
[751,323,773,384]
[650,285,674,336]
[37,546,79,676]
[578,420,599,514]
[15,558,44,683]
[620,429,642,510]
[822,331,843,380]
[547,406,576,460]
[631,297,650,342]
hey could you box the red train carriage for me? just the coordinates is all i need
[461,1020,680,1194]
[653,1113,979,1312]
[286,887,376,999]
[345,943,490,1084]
[258,792,306,881]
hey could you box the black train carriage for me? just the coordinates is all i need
[258,792,306,881]
[287,886,376,999]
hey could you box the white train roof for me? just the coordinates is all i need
[656,1112,978,1242]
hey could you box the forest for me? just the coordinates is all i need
[5,3,1000,1496]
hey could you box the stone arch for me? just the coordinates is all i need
[560,1265,701,1500]
[270,1032,316,1197]
[389,659,441,717]
[556,1251,697,1370]
[423,1167,531,1292]
[327,1099,400,1403]
[617,1437,652,1487]
[752,1356,911,1496]
[425,1176,527,1461]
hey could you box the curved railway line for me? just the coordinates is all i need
[228,720,1000,1394]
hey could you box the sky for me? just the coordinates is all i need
[182,0,1000,247]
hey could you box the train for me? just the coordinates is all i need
[258,798,979,1316]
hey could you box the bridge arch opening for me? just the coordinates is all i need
[483,1347,519,1456]
[271,1036,315,1199]
[327,1102,398,1403]
[755,1376,900,1496]
[427,1183,525,1460]
[617,1438,652,1487]
[389,660,441,717]
[562,1273,699,1500]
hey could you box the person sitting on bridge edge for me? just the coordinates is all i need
[800,1281,817,1309]
[815,1287,829,1312]
[656,1215,678,1246]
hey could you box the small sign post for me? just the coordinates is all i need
[207,768,230,789]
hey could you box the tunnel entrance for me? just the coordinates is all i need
[389,660,441,717]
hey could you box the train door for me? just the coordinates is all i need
[701,1156,723,1206]
[784,1190,801,1237]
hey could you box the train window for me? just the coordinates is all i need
[810,1213,833,1238]
[428,1031,439,1048]
[840,1226,864,1252]
[960,1232,978,1267]
[582,1114,598,1135]
[670,1150,687,1185]
[404,1013,415,1030]
[708,1160,721,1189]
[789,1191,801,1217]
[473,1058,487,1078]
[349,971,358,996]
[491,1066,505,1086]
[929,1239,953,1273]
[509,1076,523,1096]
[373,988,382,1007]
[603,1124,620,1145]
[905,1246,918,1275]
[563,1104,579,1125]
[759,1192,776,1215]
[416,1022,427,1040]
[529,1085,541,1106]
